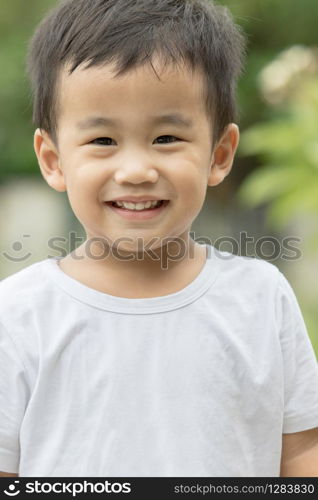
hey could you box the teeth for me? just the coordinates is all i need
[113,200,162,210]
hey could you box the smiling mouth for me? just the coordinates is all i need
[105,200,169,211]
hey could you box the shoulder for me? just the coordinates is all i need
[0,259,56,375]
[211,246,280,292]
[0,259,46,297]
[0,259,55,320]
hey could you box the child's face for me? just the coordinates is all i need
[35,58,239,253]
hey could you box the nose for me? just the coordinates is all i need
[113,152,159,185]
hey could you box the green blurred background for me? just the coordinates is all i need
[0,0,317,353]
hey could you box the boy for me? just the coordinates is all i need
[1,0,318,478]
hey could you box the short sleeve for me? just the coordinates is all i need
[275,272,318,434]
[0,321,30,473]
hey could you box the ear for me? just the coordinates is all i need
[208,123,240,187]
[34,128,66,192]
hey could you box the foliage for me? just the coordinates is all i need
[0,0,54,183]
[237,49,318,251]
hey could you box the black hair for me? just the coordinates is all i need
[26,0,246,147]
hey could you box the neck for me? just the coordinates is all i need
[74,232,199,273]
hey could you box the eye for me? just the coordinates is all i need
[89,137,116,146]
[153,135,181,144]
[88,135,181,146]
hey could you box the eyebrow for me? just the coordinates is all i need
[76,113,193,130]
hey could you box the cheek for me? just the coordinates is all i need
[63,175,103,223]
[169,155,209,202]
[62,158,106,194]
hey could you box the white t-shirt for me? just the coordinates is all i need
[0,244,318,477]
